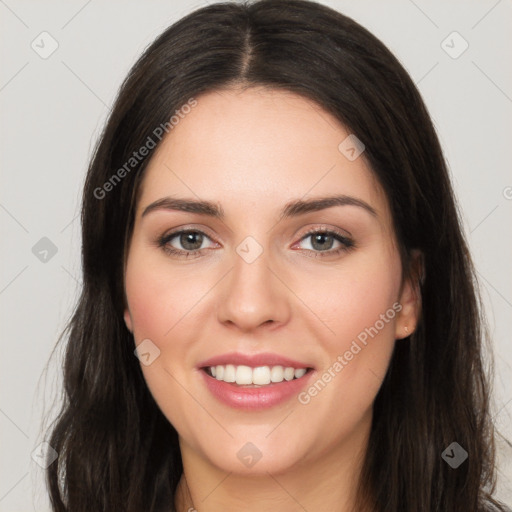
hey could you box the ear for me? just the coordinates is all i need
[395,250,424,340]
[124,308,133,334]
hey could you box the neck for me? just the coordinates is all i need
[174,409,373,512]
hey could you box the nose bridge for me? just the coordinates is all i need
[216,237,291,331]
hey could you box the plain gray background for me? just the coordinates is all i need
[1,0,511,510]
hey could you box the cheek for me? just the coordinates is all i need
[296,252,400,407]
[300,250,401,340]
[125,252,209,342]
[124,253,206,427]
[125,273,168,341]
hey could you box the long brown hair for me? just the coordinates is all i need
[45,1,509,510]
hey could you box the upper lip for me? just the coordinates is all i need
[198,352,314,369]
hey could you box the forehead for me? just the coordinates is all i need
[137,87,388,221]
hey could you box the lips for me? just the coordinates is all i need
[197,351,314,370]
[197,352,316,410]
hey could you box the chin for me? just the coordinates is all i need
[199,432,311,476]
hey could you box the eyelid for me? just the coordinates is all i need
[159,224,219,242]
[293,224,353,241]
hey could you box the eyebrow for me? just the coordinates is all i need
[141,194,377,220]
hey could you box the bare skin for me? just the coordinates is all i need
[123,87,421,512]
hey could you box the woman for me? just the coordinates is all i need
[45,1,509,510]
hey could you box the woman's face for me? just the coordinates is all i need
[124,87,418,476]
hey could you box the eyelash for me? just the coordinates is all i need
[156,227,355,259]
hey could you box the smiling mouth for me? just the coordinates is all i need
[202,364,314,387]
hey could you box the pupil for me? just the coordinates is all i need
[181,232,203,250]
[311,233,333,251]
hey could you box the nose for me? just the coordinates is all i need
[216,245,292,333]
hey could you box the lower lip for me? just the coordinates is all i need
[200,369,315,410]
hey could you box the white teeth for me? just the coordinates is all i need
[235,365,253,385]
[252,366,271,385]
[223,364,236,383]
[294,368,307,379]
[270,365,284,383]
[208,364,309,385]
[284,367,295,381]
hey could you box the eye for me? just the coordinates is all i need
[156,227,354,259]
[293,228,354,257]
[157,229,217,257]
